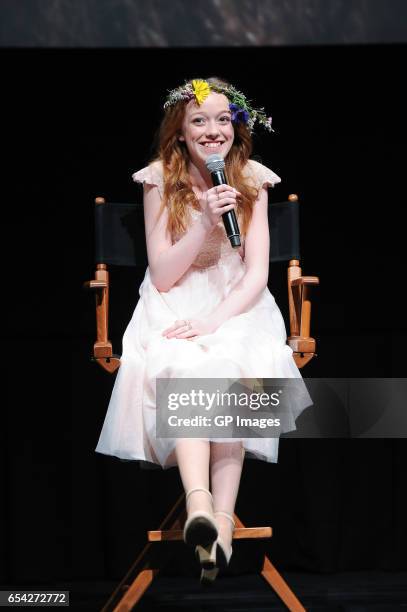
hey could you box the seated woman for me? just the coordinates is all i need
[95,76,311,584]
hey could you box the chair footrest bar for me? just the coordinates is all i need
[148,526,272,542]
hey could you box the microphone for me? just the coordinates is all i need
[205,154,241,248]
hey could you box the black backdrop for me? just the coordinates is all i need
[2,44,407,586]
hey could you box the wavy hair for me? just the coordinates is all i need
[150,77,259,239]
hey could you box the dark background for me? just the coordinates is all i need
[2,12,407,604]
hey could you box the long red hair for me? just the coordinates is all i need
[150,77,259,239]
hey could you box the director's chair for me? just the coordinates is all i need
[83,192,319,611]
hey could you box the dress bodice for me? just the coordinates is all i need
[132,158,281,270]
[174,207,244,269]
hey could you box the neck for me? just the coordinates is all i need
[187,159,212,190]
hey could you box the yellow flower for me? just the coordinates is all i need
[192,79,211,105]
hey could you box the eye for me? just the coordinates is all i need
[219,116,231,123]
[192,117,205,124]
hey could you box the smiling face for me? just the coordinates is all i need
[179,92,234,167]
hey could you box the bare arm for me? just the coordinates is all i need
[143,182,239,292]
[209,185,270,328]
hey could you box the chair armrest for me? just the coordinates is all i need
[287,260,319,368]
[83,264,121,373]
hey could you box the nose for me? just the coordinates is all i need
[205,119,221,138]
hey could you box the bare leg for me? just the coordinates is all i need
[210,441,245,547]
[175,439,212,516]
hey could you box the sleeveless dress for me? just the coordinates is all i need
[95,159,312,469]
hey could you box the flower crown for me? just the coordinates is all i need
[163,79,274,134]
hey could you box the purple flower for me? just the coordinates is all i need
[229,103,250,124]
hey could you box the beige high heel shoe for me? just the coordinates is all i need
[199,510,235,586]
[195,540,217,570]
[183,487,218,549]
[200,565,219,586]
[213,510,235,569]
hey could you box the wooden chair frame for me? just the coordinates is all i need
[84,193,319,611]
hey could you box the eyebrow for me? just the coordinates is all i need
[190,110,231,117]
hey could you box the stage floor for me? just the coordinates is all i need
[4,571,406,611]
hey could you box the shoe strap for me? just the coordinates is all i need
[214,510,235,528]
[185,487,213,503]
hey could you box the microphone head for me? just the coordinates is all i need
[205,153,225,173]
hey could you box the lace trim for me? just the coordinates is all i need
[132,161,164,198]
[243,159,282,190]
[181,208,244,268]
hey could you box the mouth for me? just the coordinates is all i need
[199,141,225,149]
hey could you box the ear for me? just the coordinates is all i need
[178,134,185,142]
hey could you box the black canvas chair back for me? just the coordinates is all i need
[94,198,301,268]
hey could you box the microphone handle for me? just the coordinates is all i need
[210,169,241,248]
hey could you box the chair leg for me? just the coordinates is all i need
[101,493,185,611]
[261,555,306,612]
[110,569,157,612]
[234,514,306,612]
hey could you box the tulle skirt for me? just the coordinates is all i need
[95,250,312,469]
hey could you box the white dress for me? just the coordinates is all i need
[95,159,312,469]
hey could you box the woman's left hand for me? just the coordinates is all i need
[162,317,219,340]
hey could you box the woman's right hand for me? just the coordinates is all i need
[200,184,241,231]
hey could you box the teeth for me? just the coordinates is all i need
[202,142,223,148]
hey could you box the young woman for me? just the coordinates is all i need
[95,77,311,583]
